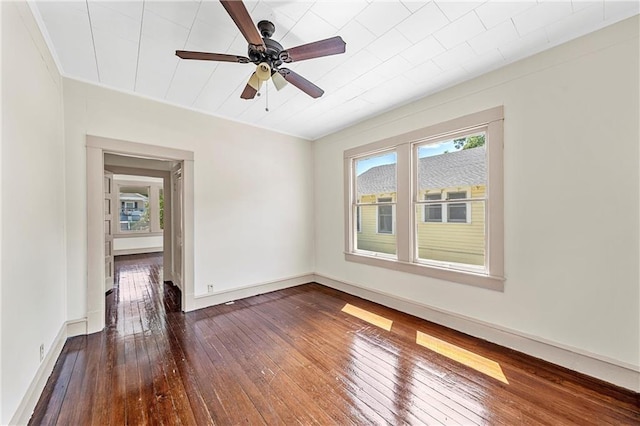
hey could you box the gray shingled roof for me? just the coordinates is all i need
[357,147,486,195]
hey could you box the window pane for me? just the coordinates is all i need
[415,201,485,267]
[120,186,150,232]
[416,133,486,268]
[355,151,397,256]
[357,205,396,255]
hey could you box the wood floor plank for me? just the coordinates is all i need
[29,254,640,425]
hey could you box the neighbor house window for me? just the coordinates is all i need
[344,107,504,290]
[447,191,468,223]
[424,193,442,222]
[377,197,393,234]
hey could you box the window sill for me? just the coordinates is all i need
[115,231,164,238]
[344,252,505,291]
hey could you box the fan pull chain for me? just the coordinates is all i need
[265,81,270,112]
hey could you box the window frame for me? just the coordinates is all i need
[115,180,164,236]
[376,197,394,234]
[343,107,504,291]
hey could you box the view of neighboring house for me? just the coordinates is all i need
[119,192,149,231]
[356,147,486,266]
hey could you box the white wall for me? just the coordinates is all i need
[314,16,639,374]
[113,236,163,254]
[1,2,67,424]
[63,78,315,320]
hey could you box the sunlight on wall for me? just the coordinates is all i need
[416,331,509,384]
[342,304,393,331]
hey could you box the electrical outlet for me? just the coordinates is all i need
[39,344,44,362]
[208,285,214,293]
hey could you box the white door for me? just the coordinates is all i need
[104,171,115,292]
[172,166,183,289]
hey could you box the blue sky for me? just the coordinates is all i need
[356,140,457,175]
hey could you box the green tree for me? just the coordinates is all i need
[453,134,485,150]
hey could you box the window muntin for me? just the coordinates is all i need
[353,151,397,256]
[344,107,504,289]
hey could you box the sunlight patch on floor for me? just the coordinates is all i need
[416,331,509,384]
[341,303,393,331]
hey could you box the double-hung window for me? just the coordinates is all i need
[345,107,504,290]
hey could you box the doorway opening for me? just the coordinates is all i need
[86,136,194,334]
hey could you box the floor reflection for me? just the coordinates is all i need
[416,330,509,384]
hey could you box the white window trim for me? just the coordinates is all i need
[115,180,164,235]
[376,197,395,235]
[344,106,504,291]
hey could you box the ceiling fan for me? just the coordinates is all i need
[175,0,346,100]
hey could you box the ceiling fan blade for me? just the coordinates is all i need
[280,36,346,63]
[241,72,261,99]
[220,0,265,51]
[176,50,250,63]
[278,68,324,98]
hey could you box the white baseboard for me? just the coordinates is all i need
[114,247,162,256]
[191,273,314,311]
[314,273,640,392]
[8,318,87,425]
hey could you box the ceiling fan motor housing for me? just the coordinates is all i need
[248,21,283,69]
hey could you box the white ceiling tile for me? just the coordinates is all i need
[356,1,412,36]
[335,20,377,53]
[93,28,137,90]
[141,9,191,48]
[36,2,98,81]
[400,1,428,13]
[400,35,445,66]
[433,11,486,49]
[402,60,443,85]
[270,1,315,22]
[193,64,253,111]
[432,42,477,69]
[366,29,412,61]
[352,54,413,88]
[475,0,536,29]
[572,1,602,13]
[604,0,640,21]
[512,2,574,36]
[396,2,449,43]
[311,1,369,29]
[279,11,339,49]
[165,60,218,106]
[461,47,505,75]
[217,95,257,118]
[185,18,237,53]
[144,1,200,29]
[435,1,484,22]
[92,1,143,21]
[135,37,180,98]
[468,19,519,55]
[319,50,383,88]
[498,28,549,62]
[545,3,604,44]
[87,3,142,43]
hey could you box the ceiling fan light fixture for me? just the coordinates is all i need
[248,72,262,91]
[272,71,288,91]
[256,62,271,81]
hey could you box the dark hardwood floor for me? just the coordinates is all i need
[30,253,639,425]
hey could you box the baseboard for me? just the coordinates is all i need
[314,273,640,392]
[66,318,87,337]
[113,247,162,256]
[192,273,314,311]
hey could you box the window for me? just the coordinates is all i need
[446,191,468,223]
[424,193,442,222]
[377,197,393,234]
[344,107,504,290]
[116,179,164,234]
[353,151,397,256]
